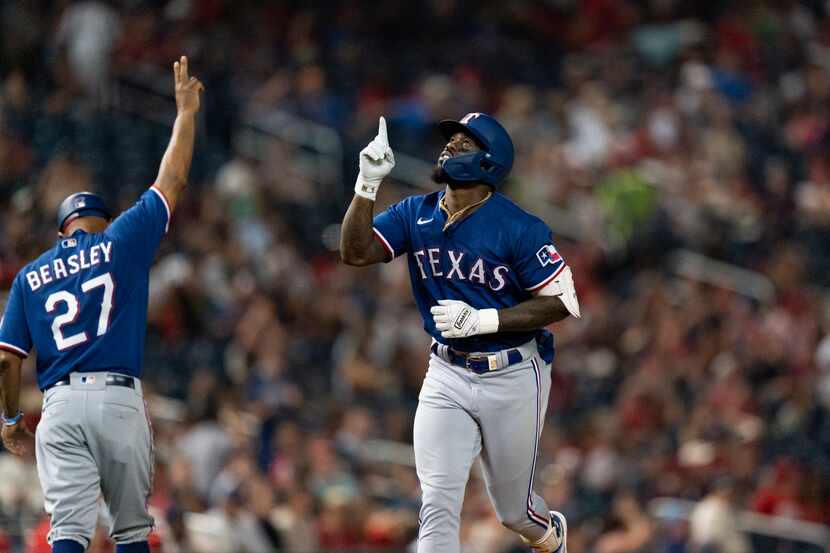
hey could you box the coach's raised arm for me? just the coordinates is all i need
[0,56,205,552]
[154,55,204,214]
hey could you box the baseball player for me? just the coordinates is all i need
[341,114,580,553]
[0,56,203,553]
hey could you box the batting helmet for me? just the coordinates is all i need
[57,192,113,232]
[438,112,514,188]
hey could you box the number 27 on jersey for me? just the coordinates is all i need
[46,272,115,350]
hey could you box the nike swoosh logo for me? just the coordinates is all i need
[417,217,434,225]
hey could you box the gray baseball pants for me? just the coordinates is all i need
[35,372,154,548]
[413,341,553,553]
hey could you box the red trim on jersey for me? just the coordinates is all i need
[150,185,172,233]
[372,228,395,259]
[0,342,28,358]
[526,263,567,292]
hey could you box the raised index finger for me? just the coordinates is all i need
[377,116,388,146]
[180,56,189,81]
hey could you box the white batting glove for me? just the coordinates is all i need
[354,116,395,201]
[430,299,499,339]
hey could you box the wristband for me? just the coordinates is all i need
[478,308,499,334]
[355,175,380,201]
[2,411,23,426]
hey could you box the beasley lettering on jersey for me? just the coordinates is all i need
[25,242,113,291]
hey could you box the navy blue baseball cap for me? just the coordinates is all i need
[57,192,113,232]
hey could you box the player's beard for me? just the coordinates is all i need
[432,149,454,185]
[431,162,450,185]
[431,157,467,187]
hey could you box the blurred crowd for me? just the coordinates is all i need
[2,1,830,552]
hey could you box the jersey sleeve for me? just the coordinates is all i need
[0,275,32,358]
[372,199,411,260]
[512,219,567,292]
[105,186,171,267]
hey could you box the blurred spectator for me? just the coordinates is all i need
[690,478,750,553]
[176,391,232,499]
[0,452,41,522]
[593,494,655,553]
[189,482,281,553]
[55,1,121,105]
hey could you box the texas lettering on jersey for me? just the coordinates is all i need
[411,248,510,291]
[373,190,566,356]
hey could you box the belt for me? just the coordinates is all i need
[430,342,525,374]
[48,373,136,390]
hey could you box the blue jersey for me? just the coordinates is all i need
[373,191,566,358]
[0,187,171,390]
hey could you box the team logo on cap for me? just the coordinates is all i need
[461,112,482,124]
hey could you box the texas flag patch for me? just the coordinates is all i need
[536,244,562,267]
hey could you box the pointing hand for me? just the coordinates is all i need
[355,116,396,201]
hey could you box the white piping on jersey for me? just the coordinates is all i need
[526,263,566,292]
[150,186,171,234]
[372,227,395,258]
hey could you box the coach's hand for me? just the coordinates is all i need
[174,56,204,117]
[2,420,34,457]
[354,116,395,201]
[431,299,499,339]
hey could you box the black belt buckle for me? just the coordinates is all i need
[432,343,516,374]
[465,354,491,374]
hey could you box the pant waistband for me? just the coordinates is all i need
[430,340,536,374]
[47,373,137,391]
